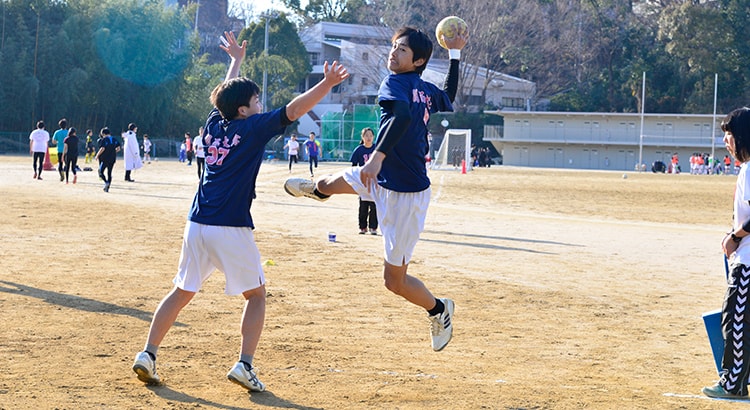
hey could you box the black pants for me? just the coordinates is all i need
[720,263,750,395]
[64,156,77,181]
[99,160,114,183]
[309,155,318,175]
[358,199,378,230]
[196,156,205,180]
[33,152,45,175]
[288,154,298,171]
[57,150,63,172]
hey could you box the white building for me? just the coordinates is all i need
[484,111,729,171]
[297,22,536,135]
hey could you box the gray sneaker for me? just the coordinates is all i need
[702,383,749,399]
[284,178,328,202]
[429,298,455,351]
[132,351,160,384]
[227,362,266,392]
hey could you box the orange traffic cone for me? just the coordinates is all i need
[461,159,466,174]
[43,146,55,170]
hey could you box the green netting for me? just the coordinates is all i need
[319,105,379,160]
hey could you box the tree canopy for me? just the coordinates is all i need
[1,0,749,136]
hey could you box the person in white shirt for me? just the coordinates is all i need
[283,133,300,173]
[29,120,50,180]
[193,128,206,180]
[122,123,143,182]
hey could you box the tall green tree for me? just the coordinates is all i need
[237,14,309,110]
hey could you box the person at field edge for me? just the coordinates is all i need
[283,133,300,173]
[283,26,466,352]
[142,135,152,164]
[122,123,142,182]
[62,127,80,184]
[305,131,320,177]
[95,127,121,192]
[29,121,49,180]
[193,127,205,180]
[52,118,68,181]
[350,127,378,235]
[703,107,750,400]
[131,30,349,392]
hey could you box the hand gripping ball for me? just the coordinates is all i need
[435,16,468,49]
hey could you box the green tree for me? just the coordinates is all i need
[237,14,309,110]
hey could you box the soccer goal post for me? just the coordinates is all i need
[431,129,472,171]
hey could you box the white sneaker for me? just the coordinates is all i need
[132,351,160,384]
[227,362,266,392]
[429,298,455,351]
[284,178,328,202]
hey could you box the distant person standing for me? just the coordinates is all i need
[185,132,194,166]
[283,133,300,173]
[142,134,152,164]
[305,131,320,177]
[62,127,80,184]
[85,130,95,164]
[96,127,121,192]
[52,118,68,181]
[193,128,205,180]
[122,123,142,182]
[29,120,49,180]
[350,127,378,235]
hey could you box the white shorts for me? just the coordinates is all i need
[343,167,430,266]
[173,221,265,295]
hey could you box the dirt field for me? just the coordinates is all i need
[0,154,743,409]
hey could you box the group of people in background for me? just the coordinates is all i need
[470,145,493,168]
[284,131,322,177]
[688,152,740,175]
[29,119,143,191]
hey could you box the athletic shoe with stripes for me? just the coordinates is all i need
[227,362,266,392]
[283,178,328,202]
[429,298,455,351]
[132,351,160,384]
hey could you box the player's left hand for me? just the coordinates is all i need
[442,32,468,50]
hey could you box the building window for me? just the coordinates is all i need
[362,52,369,61]
[309,52,320,66]
[502,97,524,108]
[361,77,368,87]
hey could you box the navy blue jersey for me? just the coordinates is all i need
[188,108,289,228]
[377,72,453,192]
[350,144,375,166]
[97,136,120,163]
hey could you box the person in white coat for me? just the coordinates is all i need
[122,123,143,182]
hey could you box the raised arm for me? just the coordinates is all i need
[219,31,247,81]
[440,33,468,103]
[285,61,349,121]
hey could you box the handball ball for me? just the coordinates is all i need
[436,16,468,49]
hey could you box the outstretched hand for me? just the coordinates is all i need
[219,31,246,61]
[322,61,350,86]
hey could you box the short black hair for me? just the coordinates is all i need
[722,107,750,163]
[392,27,433,74]
[128,123,137,131]
[36,121,44,129]
[100,127,111,136]
[210,77,261,120]
[59,118,67,129]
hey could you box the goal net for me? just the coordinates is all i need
[431,129,472,171]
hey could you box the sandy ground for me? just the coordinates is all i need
[0,154,743,409]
